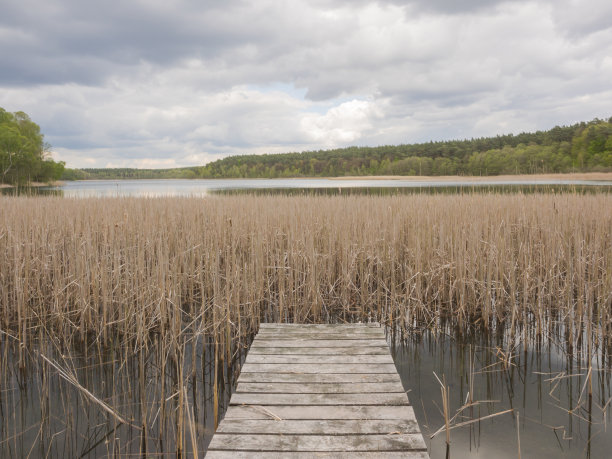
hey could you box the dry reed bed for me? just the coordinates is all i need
[1,194,610,455]
[0,194,610,354]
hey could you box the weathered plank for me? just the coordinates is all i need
[251,339,388,347]
[230,393,410,406]
[248,346,390,355]
[206,451,429,458]
[254,333,384,339]
[207,433,427,452]
[236,381,405,394]
[241,363,397,374]
[237,372,403,384]
[257,326,383,333]
[244,354,395,364]
[259,323,381,329]
[221,404,417,420]
[240,363,398,374]
[207,323,427,457]
[258,327,385,336]
[216,419,420,434]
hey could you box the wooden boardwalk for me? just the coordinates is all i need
[206,323,428,458]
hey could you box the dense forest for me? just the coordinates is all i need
[197,118,612,178]
[62,166,201,180]
[0,108,65,185]
[64,117,612,180]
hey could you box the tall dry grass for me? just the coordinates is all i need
[0,193,611,455]
[0,194,611,351]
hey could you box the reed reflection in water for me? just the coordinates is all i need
[2,325,610,458]
[0,333,246,458]
[393,326,612,458]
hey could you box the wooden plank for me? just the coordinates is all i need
[258,327,383,334]
[254,334,386,341]
[250,339,388,347]
[244,354,395,364]
[254,333,384,340]
[207,433,427,452]
[216,419,420,435]
[241,363,397,374]
[259,323,382,329]
[255,332,384,339]
[229,393,410,406]
[248,346,390,355]
[206,451,429,458]
[207,324,427,458]
[236,381,405,394]
[222,404,417,420]
[258,327,385,337]
[237,372,403,384]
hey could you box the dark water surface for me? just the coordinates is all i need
[393,330,612,458]
[0,335,241,457]
[1,327,609,458]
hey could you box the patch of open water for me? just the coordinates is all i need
[394,329,611,458]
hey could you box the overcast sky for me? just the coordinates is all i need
[1,0,611,168]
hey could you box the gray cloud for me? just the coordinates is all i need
[414,0,520,13]
[0,0,611,168]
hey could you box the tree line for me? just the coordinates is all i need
[63,116,612,180]
[62,167,200,180]
[196,118,612,178]
[0,108,65,185]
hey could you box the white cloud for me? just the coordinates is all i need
[301,100,383,146]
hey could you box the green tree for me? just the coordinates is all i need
[0,108,64,185]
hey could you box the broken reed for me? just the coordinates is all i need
[0,193,611,355]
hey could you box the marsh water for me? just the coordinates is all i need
[395,329,612,458]
[1,327,610,458]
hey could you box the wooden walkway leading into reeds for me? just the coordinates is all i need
[206,323,428,458]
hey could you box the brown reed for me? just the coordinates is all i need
[0,193,610,455]
[0,193,610,353]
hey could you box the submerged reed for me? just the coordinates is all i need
[0,193,610,455]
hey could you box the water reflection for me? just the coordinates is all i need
[0,334,245,458]
[392,328,612,458]
[214,184,612,196]
[2,325,609,458]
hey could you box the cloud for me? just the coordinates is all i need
[301,99,383,146]
[0,0,611,168]
[550,0,612,36]
[418,0,529,14]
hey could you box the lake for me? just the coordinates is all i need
[3,177,612,197]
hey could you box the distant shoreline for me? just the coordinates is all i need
[328,172,612,182]
[4,173,612,187]
[74,172,612,182]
